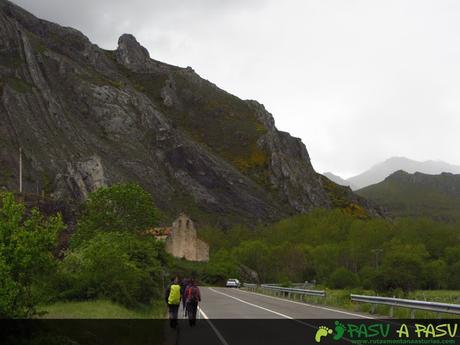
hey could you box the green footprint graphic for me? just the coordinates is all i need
[333,321,346,341]
[315,326,333,343]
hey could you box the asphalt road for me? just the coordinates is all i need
[199,287,372,319]
[172,287,374,345]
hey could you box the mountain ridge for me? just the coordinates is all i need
[0,0,383,226]
[356,170,460,221]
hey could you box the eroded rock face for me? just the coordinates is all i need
[0,0,384,225]
[115,34,152,72]
[54,155,106,200]
[248,101,331,212]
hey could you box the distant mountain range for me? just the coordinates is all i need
[356,170,460,221]
[325,157,460,190]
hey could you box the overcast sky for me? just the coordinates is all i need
[13,0,460,177]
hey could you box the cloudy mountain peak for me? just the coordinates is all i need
[347,157,460,190]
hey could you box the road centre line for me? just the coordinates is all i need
[209,287,295,319]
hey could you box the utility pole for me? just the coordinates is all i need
[371,248,383,269]
[19,146,23,193]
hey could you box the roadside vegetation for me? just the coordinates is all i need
[1,183,459,319]
[200,209,460,293]
[0,184,168,318]
[0,183,239,319]
[39,299,165,319]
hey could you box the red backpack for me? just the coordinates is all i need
[186,285,199,303]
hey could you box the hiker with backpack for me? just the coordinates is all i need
[184,278,201,326]
[165,276,181,328]
[180,277,190,317]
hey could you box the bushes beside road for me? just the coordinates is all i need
[0,184,167,318]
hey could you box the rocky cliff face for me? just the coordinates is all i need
[0,0,383,225]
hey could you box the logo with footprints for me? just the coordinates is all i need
[315,321,346,343]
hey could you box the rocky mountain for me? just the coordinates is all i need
[356,170,460,221]
[0,0,383,226]
[323,172,356,190]
[347,157,460,190]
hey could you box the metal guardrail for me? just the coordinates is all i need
[351,294,460,317]
[260,284,326,297]
[243,283,257,291]
[242,283,325,297]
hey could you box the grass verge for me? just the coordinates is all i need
[39,299,166,319]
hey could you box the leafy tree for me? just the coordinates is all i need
[72,183,159,246]
[0,192,63,318]
[311,244,340,282]
[378,242,429,292]
[394,218,458,259]
[358,266,378,290]
[233,241,272,282]
[328,267,359,289]
[271,243,307,282]
[447,260,460,289]
[422,259,448,289]
[444,245,460,264]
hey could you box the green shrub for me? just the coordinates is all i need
[0,192,63,318]
[58,232,164,307]
[328,267,359,289]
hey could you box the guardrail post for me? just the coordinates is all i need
[371,304,376,314]
[389,306,394,318]
[411,309,415,319]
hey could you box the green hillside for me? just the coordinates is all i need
[356,170,460,221]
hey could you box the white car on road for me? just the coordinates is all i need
[225,279,241,288]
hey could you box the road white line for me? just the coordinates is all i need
[209,287,295,319]
[208,288,333,333]
[198,306,230,345]
[232,288,374,319]
[206,288,360,344]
